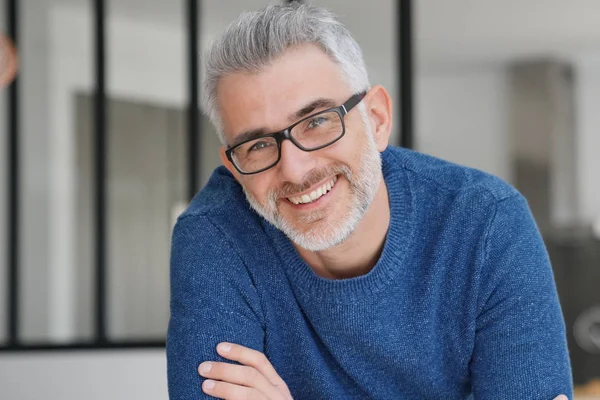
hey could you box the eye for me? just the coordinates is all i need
[248,141,274,153]
[307,115,329,129]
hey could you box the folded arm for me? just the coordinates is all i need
[167,215,265,400]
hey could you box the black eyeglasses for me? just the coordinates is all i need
[225,92,367,175]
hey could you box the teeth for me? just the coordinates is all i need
[288,176,337,205]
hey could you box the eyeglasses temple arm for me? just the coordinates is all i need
[341,91,367,115]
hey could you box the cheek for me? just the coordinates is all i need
[243,175,277,202]
[326,136,364,170]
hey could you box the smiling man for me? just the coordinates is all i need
[166,4,572,400]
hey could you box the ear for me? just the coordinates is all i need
[365,85,392,151]
[219,146,241,182]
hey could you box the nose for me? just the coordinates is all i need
[276,139,317,184]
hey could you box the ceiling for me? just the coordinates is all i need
[416,0,600,68]
[52,0,600,68]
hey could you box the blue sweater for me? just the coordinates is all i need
[167,146,573,399]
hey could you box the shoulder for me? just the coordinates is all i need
[183,166,249,218]
[383,146,519,205]
[171,166,271,271]
[177,166,264,235]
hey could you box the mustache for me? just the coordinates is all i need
[271,164,352,199]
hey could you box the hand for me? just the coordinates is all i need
[553,396,568,400]
[198,342,293,400]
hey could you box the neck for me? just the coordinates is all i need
[295,179,390,279]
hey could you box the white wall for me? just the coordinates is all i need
[574,57,600,227]
[415,67,512,183]
[19,0,53,343]
[47,3,93,341]
[0,350,168,400]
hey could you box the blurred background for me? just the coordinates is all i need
[0,0,598,399]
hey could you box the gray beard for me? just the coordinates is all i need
[242,133,383,252]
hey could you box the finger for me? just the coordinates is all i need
[198,362,281,399]
[216,342,286,387]
[553,396,568,400]
[202,379,267,400]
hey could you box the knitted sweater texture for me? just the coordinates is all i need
[167,146,573,399]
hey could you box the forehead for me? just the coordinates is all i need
[216,44,350,143]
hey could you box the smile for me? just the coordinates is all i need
[287,176,338,205]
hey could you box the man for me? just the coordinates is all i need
[167,4,572,399]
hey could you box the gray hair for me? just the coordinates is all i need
[202,2,371,144]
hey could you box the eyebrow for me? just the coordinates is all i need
[289,97,338,121]
[230,97,338,147]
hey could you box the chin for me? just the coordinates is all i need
[282,209,361,252]
[289,227,350,252]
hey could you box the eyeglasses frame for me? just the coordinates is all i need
[225,91,367,175]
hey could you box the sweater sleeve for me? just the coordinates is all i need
[469,194,573,399]
[166,215,265,400]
